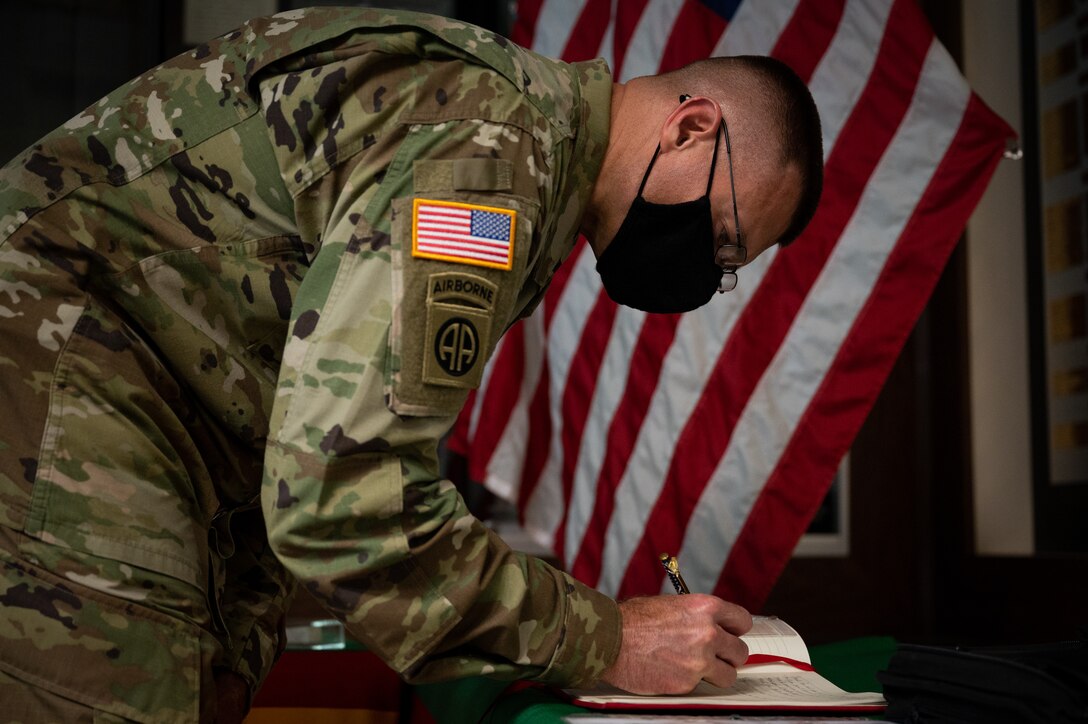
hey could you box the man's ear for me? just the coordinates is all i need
[660,96,721,151]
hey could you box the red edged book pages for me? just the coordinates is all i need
[564,616,887,713]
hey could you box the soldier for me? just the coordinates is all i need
[0,7,822,722]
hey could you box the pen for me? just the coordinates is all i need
[659,553,690,594]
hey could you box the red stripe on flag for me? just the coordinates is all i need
[516,360,553,521]
[717,92,1012,609]
[456,240,590,485]
[612,0,651,80]
[454,239,589,510]
[770,0,847,81]
[541,240,587,318]
[613,0,933,601]
[417,235,512,252]
[462,323,526,484]
[511,0,545,49]
[552,292,620,563]
[511,240,597,515]
[447,387,476,454]
[658,2,729,73]
[563,0,613,61]
[569,313,681,584]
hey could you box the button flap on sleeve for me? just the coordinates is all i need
[453,158,512,191]
[411,158,513,194]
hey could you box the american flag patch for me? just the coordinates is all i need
[412,198,516,270]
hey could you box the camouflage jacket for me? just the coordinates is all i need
[0,6,619,714]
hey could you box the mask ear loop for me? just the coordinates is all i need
[638,95,719,200]
[705,120,722,197]
[635,145,661,199]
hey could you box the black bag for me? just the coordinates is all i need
[878,634,1088,723]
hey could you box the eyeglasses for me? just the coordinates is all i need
[680,94,747,292]
[714,111,746,292]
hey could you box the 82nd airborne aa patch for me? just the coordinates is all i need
[432,315,483,378]
[421,272,497,389]
[412,198,516,270]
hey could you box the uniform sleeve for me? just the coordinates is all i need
[258,59,620,684]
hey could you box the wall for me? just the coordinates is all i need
[962,0,1036,554]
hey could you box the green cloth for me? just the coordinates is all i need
[810,635,897,694]
[414,677,582,724]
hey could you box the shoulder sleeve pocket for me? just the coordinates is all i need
[386,188,536,418]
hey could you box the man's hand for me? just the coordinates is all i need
[598,594,752,694]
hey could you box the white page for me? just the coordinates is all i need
[564,715,876,723]
[565,616,885,709]
[741,616,812,664]
[570,670,885,708]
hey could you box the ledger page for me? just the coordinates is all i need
[569,670,885,709]
[740,616,812,664]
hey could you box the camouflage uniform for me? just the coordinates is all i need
[0,8,619,722]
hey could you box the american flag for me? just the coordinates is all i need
[413,198,516,269]
[449,0,1014,610]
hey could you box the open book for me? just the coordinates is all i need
[565,616,887,712]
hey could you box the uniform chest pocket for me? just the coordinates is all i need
[386,190,536,418]
[113,235,307,441]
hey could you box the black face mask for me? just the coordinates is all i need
[596,122,725,314]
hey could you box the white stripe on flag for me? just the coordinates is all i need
[597,7,615,70]
[712,0,800,56]
[534,0,589,57]
[480,312,548,501]
[618,0,686,82]
[467,335,502,442]
[592,251,774,593]
[809,0,893,155]
[562,304,644,563]
[676,38,972,593]
[518,244,603,543]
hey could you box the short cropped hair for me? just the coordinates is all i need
[668,55,824,247]
[731,56,823,247]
